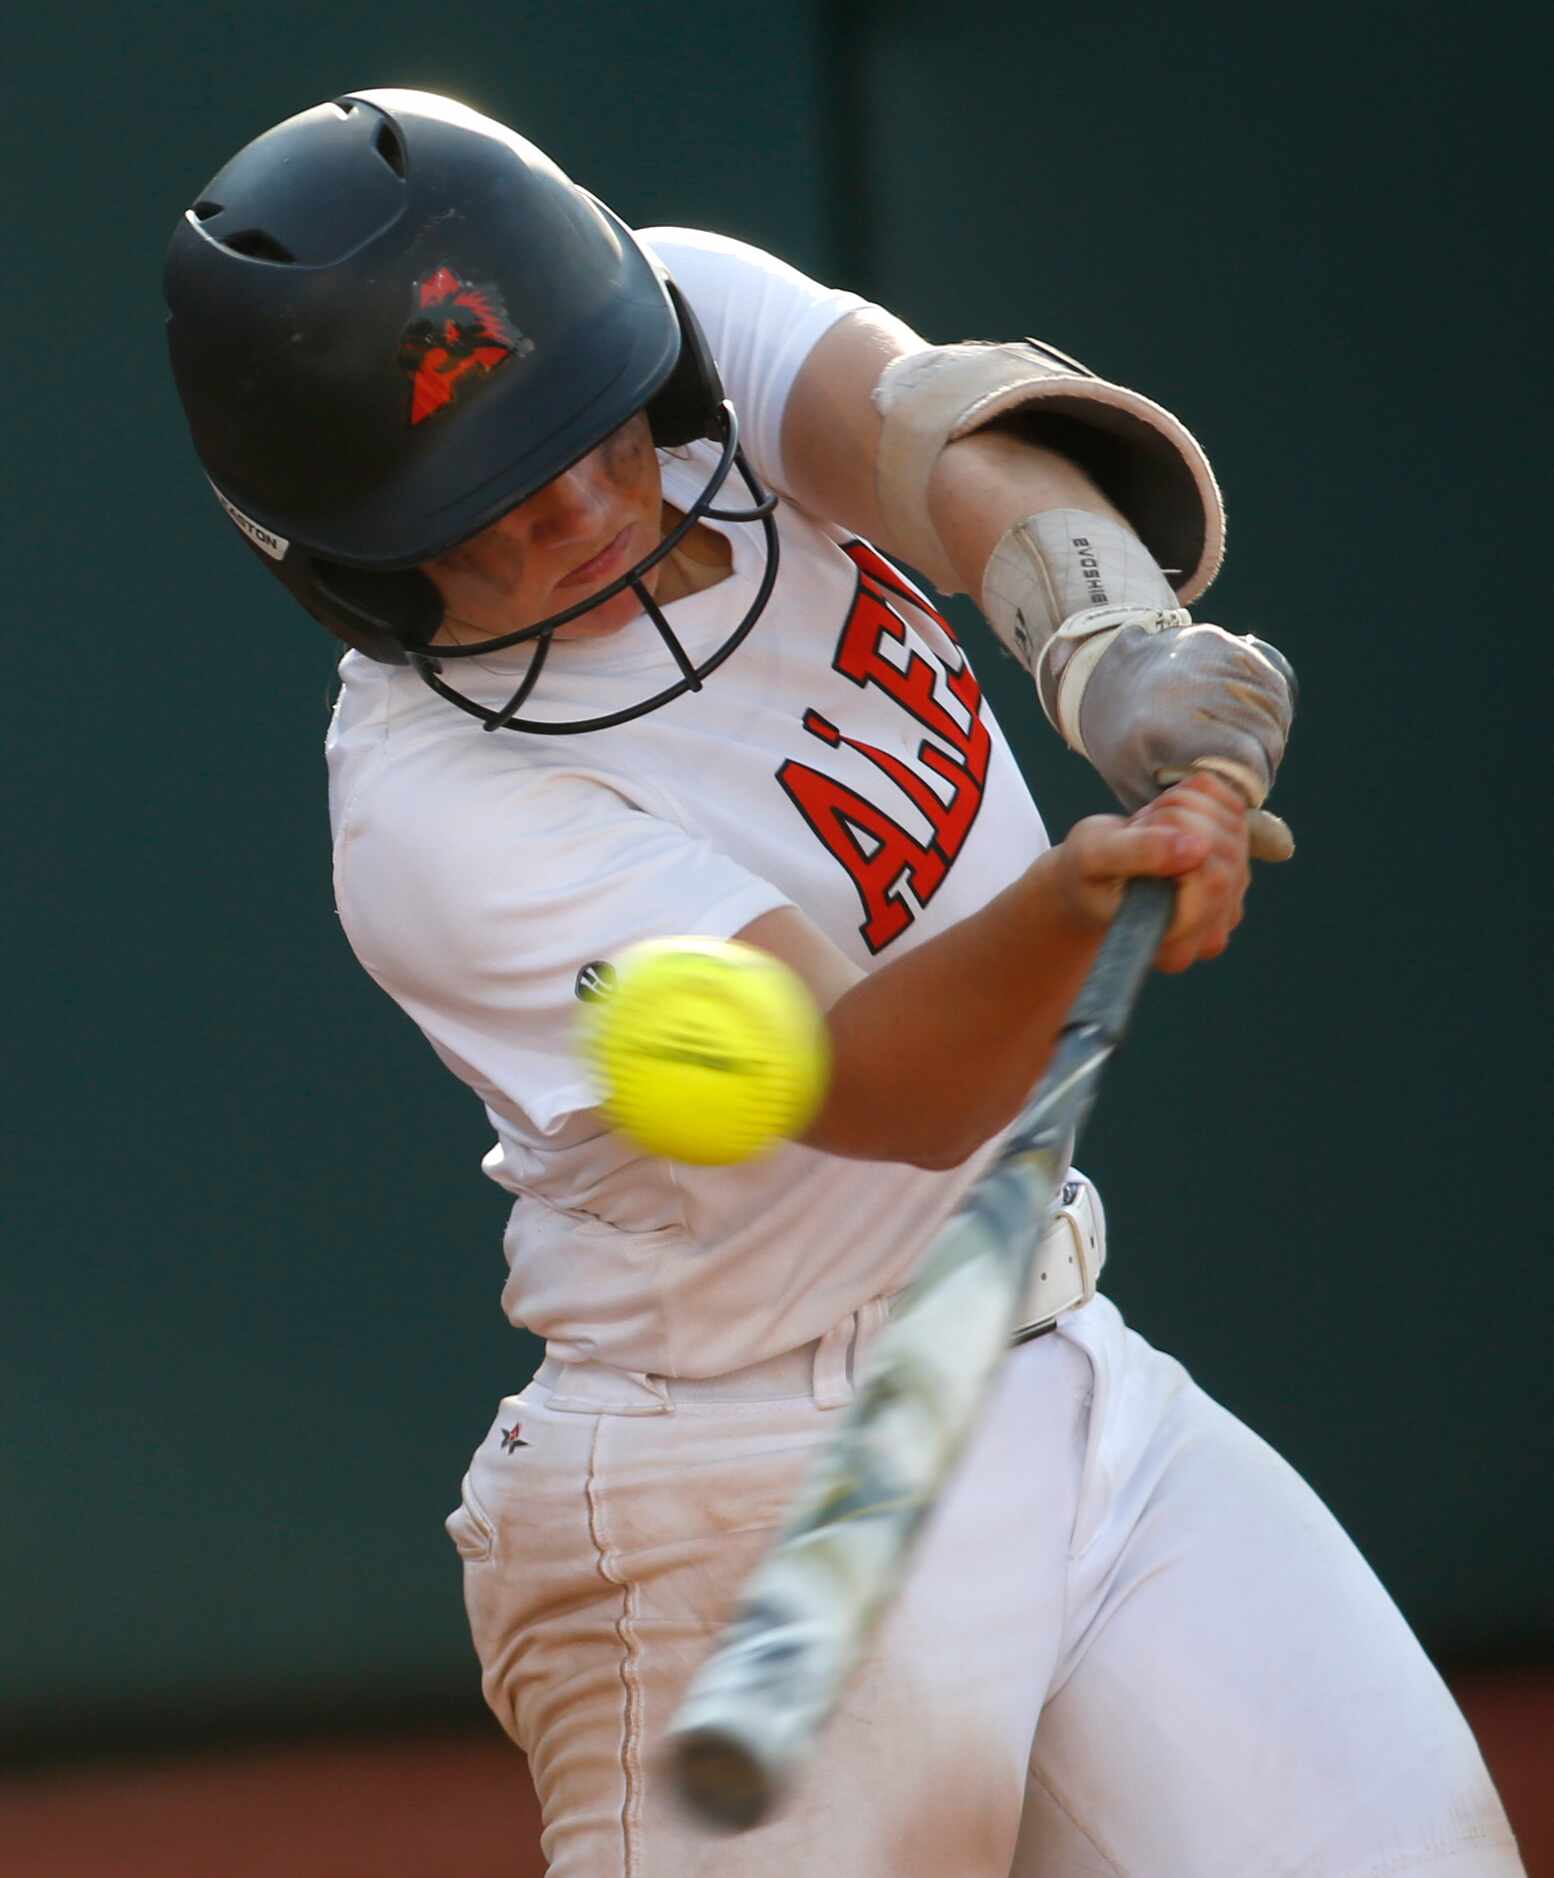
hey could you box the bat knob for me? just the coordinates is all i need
[669,1721,781,1832]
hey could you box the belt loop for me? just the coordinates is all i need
[853,1297,891,1382]
[635,1370,673,1410]
[812,1312,857,1410]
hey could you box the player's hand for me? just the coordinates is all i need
[1052,771,1251,972]
[1132,772,1252,970]
[1077,621,1297,861]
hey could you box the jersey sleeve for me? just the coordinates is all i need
[637,227,866,497]
[333,762,792,1136]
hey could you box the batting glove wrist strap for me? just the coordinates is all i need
[1048,606,1190,757]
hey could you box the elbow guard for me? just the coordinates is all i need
[871,338,1224,603]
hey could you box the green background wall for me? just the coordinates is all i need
[6,0,1547,1763]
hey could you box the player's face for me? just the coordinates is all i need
[425,413,666,643]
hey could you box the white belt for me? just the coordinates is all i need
[1010,1171,1105,1343]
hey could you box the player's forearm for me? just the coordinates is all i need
[926,423,1134,599]
[807,850,1106,1170]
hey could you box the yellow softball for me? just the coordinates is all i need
[578,937,831,1165]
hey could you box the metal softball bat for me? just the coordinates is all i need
[666,875,1176,1831]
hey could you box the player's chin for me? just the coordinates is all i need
[549,590,645,640]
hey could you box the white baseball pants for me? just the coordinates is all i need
[447,1294,1523,1876]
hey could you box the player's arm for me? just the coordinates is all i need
[740,772,1247,1171]
[780,306,1133,586]
[780,309,1296,856]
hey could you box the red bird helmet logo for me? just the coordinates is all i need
[397,266,531,426]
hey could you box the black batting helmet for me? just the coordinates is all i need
[164,88,779,733]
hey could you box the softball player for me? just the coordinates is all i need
[165,90,1524,1877]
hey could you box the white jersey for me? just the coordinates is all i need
[326,229,1057,1377]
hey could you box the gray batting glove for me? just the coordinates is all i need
[1078,624,1298,861]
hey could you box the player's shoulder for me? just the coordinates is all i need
[636,224,783,272]
[328,660,674,857]
[636,225,834,306]
[637,228,865,498]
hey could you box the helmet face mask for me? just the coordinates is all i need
[412,398,780,734]
[165,89,781,733]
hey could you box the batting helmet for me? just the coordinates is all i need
[164,88,780,733]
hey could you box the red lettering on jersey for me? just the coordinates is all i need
[778,543,991,954]
[778,761,946,950]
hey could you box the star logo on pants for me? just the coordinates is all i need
[499,1422,529,1453]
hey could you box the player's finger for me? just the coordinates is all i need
[1154,871,1244,970]
[1140,770,1249,839]
[1175,766,1250,812]
[1248,807,1295,862]
[1055,819,1210,935]
[1145,780,1250,896]
[1155,770,1292,865]
[1161,883,1244,968]
[1076,821,1210,884]
[1155,819,1250,966]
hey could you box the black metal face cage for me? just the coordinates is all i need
[408,401,779,735]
